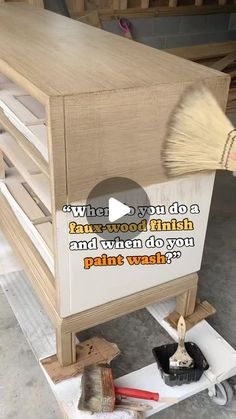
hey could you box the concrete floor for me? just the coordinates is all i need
[0,288,60,419]
[1,169,236,419]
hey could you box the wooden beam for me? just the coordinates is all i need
[169,0,177,7]
[78,0,85,11]
[27,0,44,8]
[113,0,127,9]
[176,284,198,317]
[120,0,127,9]
[32,215,52,225]
[66,0,84,12]
[113,0,120,9]
[72,4,236,19]
[56,328,76,366]
[141,0,149,8]
[211,50,236,71]
[78,11,102,28]
[165,41,236,61]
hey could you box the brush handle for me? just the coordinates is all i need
[115,387,159,401]
[177,315,186,346]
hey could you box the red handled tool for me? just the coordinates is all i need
[115,386,173,402]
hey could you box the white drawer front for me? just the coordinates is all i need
[0,132,51,212]
[0,181,54,273]
[0,78,48,161]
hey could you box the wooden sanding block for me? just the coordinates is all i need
[165,300,216,331]
[41,336,120,384]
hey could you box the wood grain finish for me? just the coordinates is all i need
[56,329,76,366]
[65,84,174,201]
[0,150,4,178]
[65,76,229,203]
[61,273,198,334]
[176,284,198,317]
[46,96,66,210]
[0,3,227,97]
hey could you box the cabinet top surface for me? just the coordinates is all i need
[0,3,226,98]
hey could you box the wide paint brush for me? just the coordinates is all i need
[162,83,236,177]
[78,364,177,413]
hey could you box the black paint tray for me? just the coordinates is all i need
[152,342,209,387]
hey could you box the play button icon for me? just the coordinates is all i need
[109,198,131,222]
[86,177,150,240]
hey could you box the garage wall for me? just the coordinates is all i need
[103,13,236,48]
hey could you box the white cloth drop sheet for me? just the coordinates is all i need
[0,231,21,275]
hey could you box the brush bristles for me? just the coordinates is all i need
[162,83,234,177]
[78,365,115,413]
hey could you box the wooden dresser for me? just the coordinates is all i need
[0,3,229,365]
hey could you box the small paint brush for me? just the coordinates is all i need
[169,316,194,371]
[78,364,177,413]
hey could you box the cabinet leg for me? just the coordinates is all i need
[56,328,76,366]
[176,285,198,317]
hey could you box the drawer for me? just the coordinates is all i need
[0,172,54,274]
[0,132,51,212]
[0,75,48,161]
